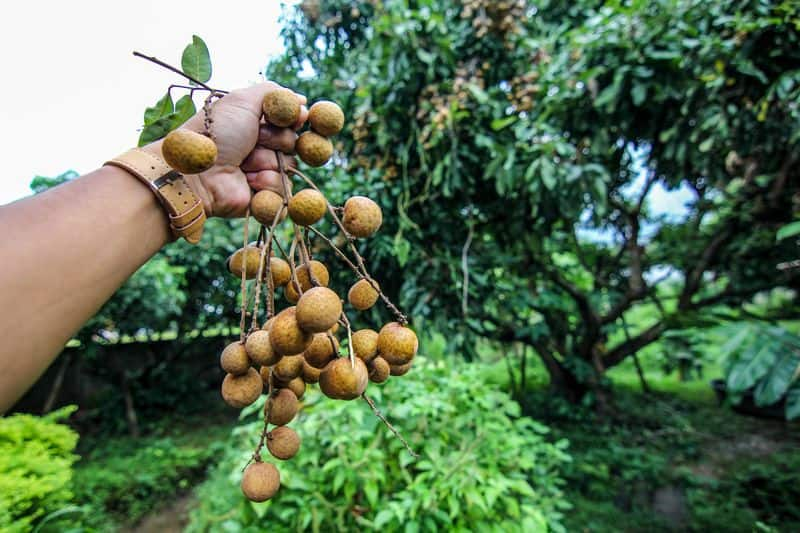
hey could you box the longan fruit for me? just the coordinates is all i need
[304,333,339,368]
[296,286,342,333]
[285,282,301,304]
[377,322,418,365]
[302,360,322,383]
[241,461,280,502]
[342,196,382,238]
[263,87,301,127]
[319,357,368,400]
[267,388,299,426]
[272,354,304,381]
[296,260,330,290]
[228,245,262,279]
[351,329,379,363]
[246,330,280,367]
[262,317,275,331]
[162,129,217,174]
[282,376,306,400]
[251,190,286,225]
[221,368,263,408]
[267,426,301,460]
[348,279,380,310]
[288,189,327,226]
[389,360,413,377]
[368,356,390,384]
[296,131,333,167]
[330,322,340,334]
[220,342,250,375]
[269,307,313,355]
[308,100,345,137]
[270,257,291,287]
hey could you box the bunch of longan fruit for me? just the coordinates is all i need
[171,87,419,503]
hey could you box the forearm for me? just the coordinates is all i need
[0,157,170,412]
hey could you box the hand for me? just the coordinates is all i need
[145,82,308,217]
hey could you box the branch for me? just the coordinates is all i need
[132,51,226,94]
[361,393,418,457]
[603,321,666,368]
[678,226,734,309]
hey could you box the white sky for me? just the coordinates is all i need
[0,0,299,205]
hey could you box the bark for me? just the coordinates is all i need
[42,353,72,414]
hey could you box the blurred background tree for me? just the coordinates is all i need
[268,0,800,402]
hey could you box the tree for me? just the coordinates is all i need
[267,0,800,401]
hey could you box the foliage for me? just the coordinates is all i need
[0,406,80,532]
[267,0,800,399]
[72,426,227,527]
[719,321,800,419]
[188,360,572,532]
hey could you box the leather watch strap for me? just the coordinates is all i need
[105,148,206,244]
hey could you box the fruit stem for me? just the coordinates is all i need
[239,211,251,342]
[132,51,227,94]
[361,393,418,458]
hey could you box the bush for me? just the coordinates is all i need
[188,359,572,532]
[72,429,227,526]
[0,406,80,532]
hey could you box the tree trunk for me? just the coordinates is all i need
[121,373,140,438]
[42,353,72,414]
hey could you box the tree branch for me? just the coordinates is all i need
[603,321,666,368]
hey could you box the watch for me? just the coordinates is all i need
[105,148,206,244]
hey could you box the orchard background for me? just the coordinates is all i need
[3,1,800,531]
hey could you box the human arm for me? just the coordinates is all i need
[0,82,305,412]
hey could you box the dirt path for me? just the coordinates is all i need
[120,494,195,533]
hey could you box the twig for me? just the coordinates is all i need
[361,393,418,458]
[461,223,474,317]
[285,165,408,325]
[133,51,227,94]
[239,212,250,342]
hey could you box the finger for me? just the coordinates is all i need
[258,124,297,154]
[294,92,307,105]
[294,105,309,130]
[241,147,280,172]
[221,82,281,119]
[246,170,292,197]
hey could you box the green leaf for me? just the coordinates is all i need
[491,116,517,131]
[786,383,800,420]
[776,221,800,241]
[727,344,775,393]
[144,92,174,126]
[138,115,176,146]
[698,137,714,153]
[181,35,212,83]
[172,95,197,127]
[754,352,800,406]
[631,84,646,106]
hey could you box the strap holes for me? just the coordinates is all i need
[178,191,182,195]
[151,166,155,170]
[184,201,188,205]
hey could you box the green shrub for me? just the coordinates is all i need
[73,431,226,526]
[0,406,80,532]
[188,359,572,532]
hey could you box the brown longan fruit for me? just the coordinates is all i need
[284,282,301,304]
[296,286,343,333]
[296,260,330,290]
[368,356,390,383]
[272,354,304,381]
[241,461,280,502]
[282,376,307,400]
[288,189,327,226]
[262,317,275,331]
[246,330,280,367]
[267,388,299,425]
[377,322,418,365]
[351,329,379,363]
[267,426,301,460]
[319,357,368,400]
[228,245,262,279]
[348,279,380,310]
[296,131,333,167]
[251,190,286,225]
[270,257,291,287]
[342,196,382,238]
[302,360,322,383]
[389,360,413,376]
[304,333,339,368]
[308,101,345,137]
[220,342,250,375]
[269,307,313,355]
[221,367,263,408]
[162,129,217,174]
[262,87,301,128]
